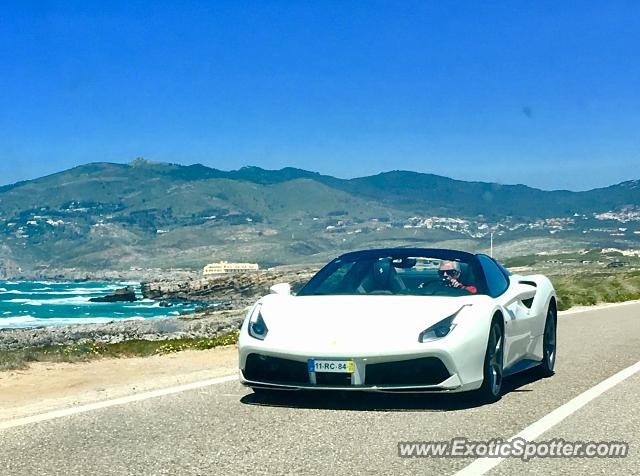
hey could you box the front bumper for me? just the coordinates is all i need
[239,351,474,393]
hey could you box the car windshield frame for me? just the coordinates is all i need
[297,248,489,297]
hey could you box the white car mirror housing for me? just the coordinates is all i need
[270,282,291,296]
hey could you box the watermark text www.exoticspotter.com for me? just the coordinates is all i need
[398,437,629,462]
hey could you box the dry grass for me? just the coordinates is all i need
[552,270,640,311]
[0,330,239,372]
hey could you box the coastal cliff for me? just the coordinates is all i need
[0,309,245,352]
[141,267,318,309]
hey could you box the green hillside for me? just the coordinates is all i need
[0,160,638,277]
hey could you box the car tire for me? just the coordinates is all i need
[536,305,557,378]
[475,316,504,403]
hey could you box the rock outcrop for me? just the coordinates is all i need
[141,267,318,309]
[89,286,137,303]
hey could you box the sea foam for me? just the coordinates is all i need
[0,314,147,328]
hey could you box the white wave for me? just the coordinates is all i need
[123,302,160,309]
[15,280,59,286]
[36,287,138,297]
[48,296,95,305]
[6,298,43,306]
[66,287,121,292]
[0,314,147,329]
[1,290,108,297]
[26,289,117,296]
[1,284,123,295]
[6,296,92,306]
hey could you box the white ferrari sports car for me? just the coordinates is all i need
[239,248,557,402]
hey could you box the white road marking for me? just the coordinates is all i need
[559,299,640,316]
[454,359,640,476]
[0,374,238,431]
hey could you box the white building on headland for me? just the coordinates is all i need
[203,261,259,276]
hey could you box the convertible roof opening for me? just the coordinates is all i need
[298,248,486,297]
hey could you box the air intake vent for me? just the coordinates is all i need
[365,357,450,386]
[244,353,309,385]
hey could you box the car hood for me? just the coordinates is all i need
[258,294,484,351]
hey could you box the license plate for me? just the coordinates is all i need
[308,359,354,373]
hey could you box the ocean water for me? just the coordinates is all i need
[0,281,199,329]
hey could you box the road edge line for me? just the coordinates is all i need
[453,359,640,475]
[559,299,640,316]
[0,374,238,431]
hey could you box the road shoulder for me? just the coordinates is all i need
[0,345,238,421]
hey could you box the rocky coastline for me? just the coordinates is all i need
[141,266,318,309]
[0,309,246,352]
[89,286,137,303]
[0,265,319,352]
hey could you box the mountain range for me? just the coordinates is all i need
[0,159,638,278]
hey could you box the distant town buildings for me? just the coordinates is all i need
[203,261,259,276]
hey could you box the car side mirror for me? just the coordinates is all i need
[269,282,291,296]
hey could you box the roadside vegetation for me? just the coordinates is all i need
[0,330,239,371]
[504,249,640,310]
[552,270,640,310]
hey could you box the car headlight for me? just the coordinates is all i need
[418,305,471,343]
[248,304,268,340]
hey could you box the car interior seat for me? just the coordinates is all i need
[368,258,407,293]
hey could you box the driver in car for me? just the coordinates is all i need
[438,260,477,294]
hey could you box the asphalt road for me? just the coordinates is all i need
[1,303,639,475]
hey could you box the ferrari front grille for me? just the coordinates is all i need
[365,357,450,386]
[315,372,352,386]
[243,353,309,385]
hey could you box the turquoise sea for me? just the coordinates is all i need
[0,281,199,328]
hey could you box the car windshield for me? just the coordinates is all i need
[298,252,483,297]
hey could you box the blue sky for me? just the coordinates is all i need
[1,1,639,190]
